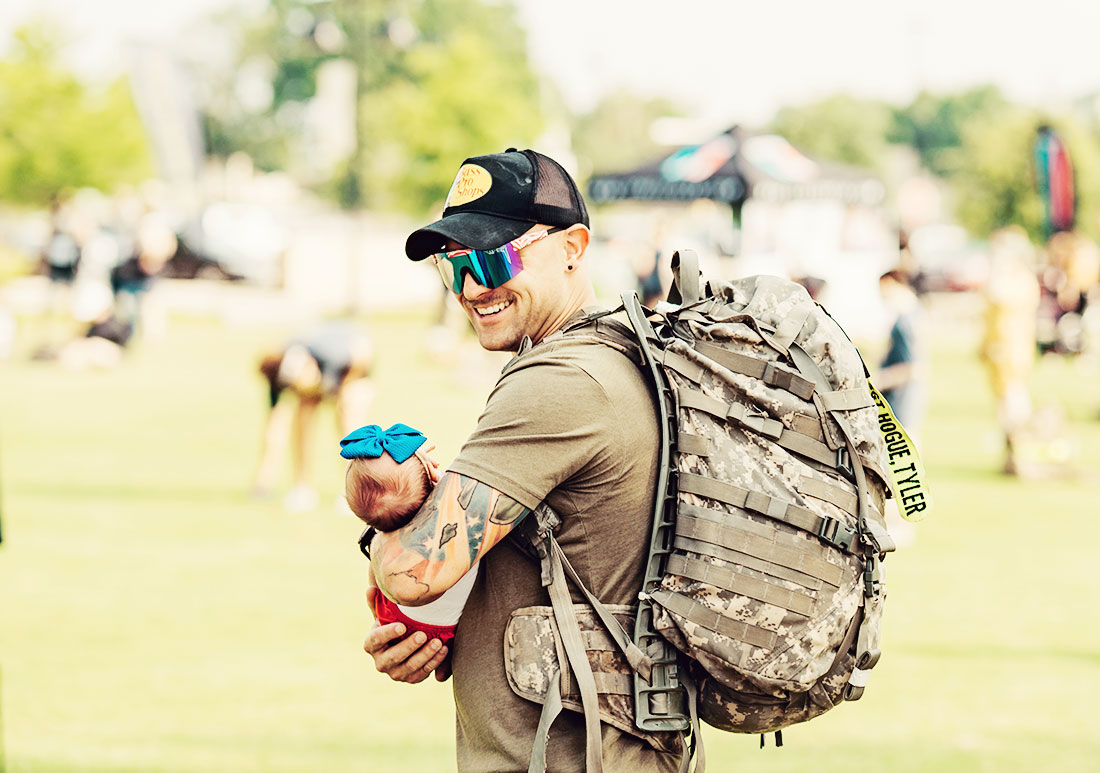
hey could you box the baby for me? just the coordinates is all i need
[341,423,477,645]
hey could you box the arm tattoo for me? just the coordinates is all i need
[439,522,458,549]
[489,495,528,525]
[375,472,531,601]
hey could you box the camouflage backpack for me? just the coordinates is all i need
[512,251,923,773]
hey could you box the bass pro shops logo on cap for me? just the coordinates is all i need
[445,164,493,208]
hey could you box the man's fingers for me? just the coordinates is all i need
[434,652,453,682]
[363,621,407,656]
[364,626,447,683]
[385,635,445,682]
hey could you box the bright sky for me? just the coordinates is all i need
[4,0,1100,127]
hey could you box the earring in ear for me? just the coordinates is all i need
[566,264,574,271]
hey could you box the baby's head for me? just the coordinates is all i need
[339,423,434,532]
[345,451,432,531]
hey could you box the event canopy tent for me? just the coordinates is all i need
[586,126,898,342]
[587,125,885,210]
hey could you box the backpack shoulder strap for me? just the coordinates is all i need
[668,249,703,305]
[512,503,657,773]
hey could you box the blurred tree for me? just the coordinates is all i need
[768,94,896,170]
[570,92,685,181]
[952,107,1100,243]
[891,86,1010,177]
[202,0,544,213]
[0,23,151,206]
[362,2,544,214]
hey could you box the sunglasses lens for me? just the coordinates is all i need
[433,255,457,292]
[479,244,522,288]
[434,244,523,293]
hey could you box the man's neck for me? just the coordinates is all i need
[528,288,598,348]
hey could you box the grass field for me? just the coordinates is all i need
[2,292,1099,772]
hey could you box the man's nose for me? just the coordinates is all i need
[461,271,490,299]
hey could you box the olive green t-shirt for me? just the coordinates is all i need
[447,324,678,772]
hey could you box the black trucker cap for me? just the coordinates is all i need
[405,148,589,261]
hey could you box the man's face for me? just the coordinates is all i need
[448,225,571,352]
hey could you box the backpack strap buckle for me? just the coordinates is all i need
[816,516,856,551]
[835,446,855,479]
[862,554,883,597]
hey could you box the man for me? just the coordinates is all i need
[363,149,676,771]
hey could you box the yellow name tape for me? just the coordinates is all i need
[868,380,933,522]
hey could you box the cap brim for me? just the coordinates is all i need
[405,212,535,261]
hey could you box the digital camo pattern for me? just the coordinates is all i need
[709,275,889,486]
[647,274,891,733]
[504,605,682,754]
[692,630,856,733]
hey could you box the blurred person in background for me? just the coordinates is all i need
[875,268,927,548]
[252,321,375,512]
[981,227,1041,475]
[633,219,669,308]
[1038,230,1100,354]
[41,196,81,290]
[109,212,176,338]
[49,281,133,370]
[36,195,91,353]
[876,269,928,443]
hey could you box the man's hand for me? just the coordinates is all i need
[364,586,451,683]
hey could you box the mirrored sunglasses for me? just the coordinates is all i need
[431,227,564,293]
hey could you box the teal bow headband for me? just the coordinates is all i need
[339,423,426,464]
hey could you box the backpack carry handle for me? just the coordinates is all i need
[668,250,703,306]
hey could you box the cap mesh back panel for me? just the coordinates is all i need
[529,152,589,227]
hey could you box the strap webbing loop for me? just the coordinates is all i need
[651,589,777,649]
[817,387,874,412]
[666,553,816,616]
[678,472,859,558]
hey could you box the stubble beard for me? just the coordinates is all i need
[463,302,523,352]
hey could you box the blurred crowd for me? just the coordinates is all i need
[978,226,1100,477]
[4,177,1099,494]
[29,186,178,369]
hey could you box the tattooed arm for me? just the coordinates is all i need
[370,471,530,606]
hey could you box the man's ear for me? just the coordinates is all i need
[562,225,591,268]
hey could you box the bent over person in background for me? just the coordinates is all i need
[362,149,680,771]
[252,321,375,511]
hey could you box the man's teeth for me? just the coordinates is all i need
[476,300,512,316]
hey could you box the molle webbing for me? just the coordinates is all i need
[674,516,845,589]
[674,503,845,587]
[677,413,823,458]
[676,387,838,467]
[678,472,859,556]
[673,535,834,592]
[665,553,817,617]
[675,387,784,439]
[815,387,875,412]
[650,589,777,649]
[676,511,845,585]
[580,629,622,652]
[663,343,817,402]
[562,670,634,697]
[767,300,815,353]
[798,475,860,515]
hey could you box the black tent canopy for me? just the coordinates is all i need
[587,125,884,208]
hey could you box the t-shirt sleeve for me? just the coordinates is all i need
[447,351,621,510]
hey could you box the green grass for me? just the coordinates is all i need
[1,295,1099,772]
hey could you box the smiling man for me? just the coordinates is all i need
[362,149,677,772]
